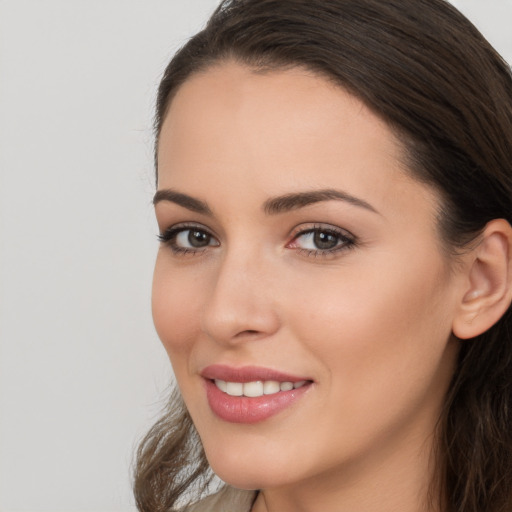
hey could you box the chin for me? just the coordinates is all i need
[211,464,282,491]
[204,442,296,491]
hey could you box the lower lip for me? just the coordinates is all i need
[204,379,312,424]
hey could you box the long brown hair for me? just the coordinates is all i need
[134,1,512,510]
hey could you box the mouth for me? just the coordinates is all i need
[213,379,308,397]
[200,365,313,423]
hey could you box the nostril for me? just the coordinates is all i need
[233,329,263,339]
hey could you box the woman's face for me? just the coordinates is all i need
[153,63,462,492]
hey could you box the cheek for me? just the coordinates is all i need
[284,254,455,407]
[151,257,204,359]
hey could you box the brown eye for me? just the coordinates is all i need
[288,225,356,257]
[174,228,218,250]
[313,230,340,250]
[158,225,220,254]
[187,229,212,247]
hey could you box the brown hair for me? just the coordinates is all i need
[134,1,512,510]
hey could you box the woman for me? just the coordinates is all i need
[134,0,512,511]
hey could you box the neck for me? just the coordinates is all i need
[251,426,443,512]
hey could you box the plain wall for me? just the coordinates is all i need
[0,1,510,511]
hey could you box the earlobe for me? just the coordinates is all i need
[452,219,512,340]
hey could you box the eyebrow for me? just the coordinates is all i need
[263,189,378,215]
[153,187,378,216]
[153,189,213,215]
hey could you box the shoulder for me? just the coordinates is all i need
[182,485,257,512]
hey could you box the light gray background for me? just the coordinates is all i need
[0,1,510,511]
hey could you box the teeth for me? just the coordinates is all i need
[226,382,243,396]
[214,379,227,392]
[263,380,280,395]
[243,381,264,397]
[214,379,307,397]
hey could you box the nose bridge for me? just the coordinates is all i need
[201,242,279,343]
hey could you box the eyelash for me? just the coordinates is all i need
[157,223,357,258]
[157,223,218,255]
[288,224,357,258]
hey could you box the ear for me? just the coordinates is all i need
[452,219,512,340]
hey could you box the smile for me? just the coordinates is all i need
[214,379,308,397]
[201,365,313,423]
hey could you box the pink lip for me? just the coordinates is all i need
[201,364,310,383]
[201,365,313,424]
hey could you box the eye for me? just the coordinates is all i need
[287,224,356,256]
[158,224,220,254]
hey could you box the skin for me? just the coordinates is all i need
[152,62,468,512]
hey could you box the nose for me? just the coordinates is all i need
[200,248,281,345]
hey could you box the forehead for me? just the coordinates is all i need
[159,63,397,160]
[157,62,437,220]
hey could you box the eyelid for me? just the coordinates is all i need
[158,221,218,238]
[158,222,220,254]
[287,223,357,257]
[288,222,355,240]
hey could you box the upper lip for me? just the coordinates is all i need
[201,364,312,383]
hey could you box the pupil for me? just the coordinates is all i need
[313,231,338,250]
[188,230,210,247]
